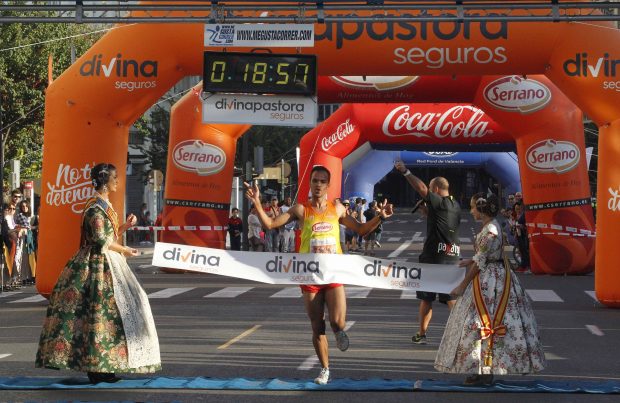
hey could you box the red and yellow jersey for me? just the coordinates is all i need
[299,201,342,255]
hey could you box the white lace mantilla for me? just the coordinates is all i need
[105,250,161,369]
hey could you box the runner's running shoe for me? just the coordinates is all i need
[412,333,427,344]
[335,330,350,351]
[314,367,330,385]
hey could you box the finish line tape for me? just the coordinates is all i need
[152,242,465,294]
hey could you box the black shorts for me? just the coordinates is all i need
[416,291,455,304]
[417,255,458,304]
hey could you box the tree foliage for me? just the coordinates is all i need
[0,12,103,184]
[132,102,172,183]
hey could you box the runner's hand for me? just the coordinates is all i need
[243,180,261,205]
[394,161,407,174]
[379,198,393,219]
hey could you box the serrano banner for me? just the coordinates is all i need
[152,242,465,294]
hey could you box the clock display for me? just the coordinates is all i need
[203,51,317,95]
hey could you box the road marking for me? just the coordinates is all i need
[297,321,355,370]
[458,237,472,243]
[138,264,154,268]
[388,232,420,258]
[270,287,302,298]
[387,237,401,242]
[147,287,195,299]
[205,287,253,298]
[0,291,22,299]
[9,295,47,304]
[526,289,564,302]
[400,290,418,299]
[0,354,11,359]
[346,287,372,298]
[585,325,604,336]
[585,291,598,302]
[218,325,262,350]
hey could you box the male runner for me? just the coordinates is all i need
[244,165,392,384]
[394,161,461,345]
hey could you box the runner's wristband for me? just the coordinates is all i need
[402,169,412,177]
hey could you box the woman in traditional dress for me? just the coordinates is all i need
[434,193,545,385]
[36,163,161,383]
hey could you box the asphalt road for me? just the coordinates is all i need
[1,209,619,402]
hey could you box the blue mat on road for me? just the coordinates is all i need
[0,377,619,393]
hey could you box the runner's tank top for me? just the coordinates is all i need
[299,201,342,254]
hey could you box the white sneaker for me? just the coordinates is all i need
[314,367,330,385]
[335,330,349,352]
[374,240,381,248]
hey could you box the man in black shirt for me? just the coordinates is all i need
[394,161,461,345]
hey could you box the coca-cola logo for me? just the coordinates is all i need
[483,76,551,114]
[382,105,492,139]
[329,76,419,91]
[312,222,333,233]
[526,139,580,174]
[321,119,355,151]
[173,140,226,176]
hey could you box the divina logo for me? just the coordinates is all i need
[364,259,422,280]
[163,247,221,267]
[266,256,320,273]
[563,53,620,78]
[79,53,158,92]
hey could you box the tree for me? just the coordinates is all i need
[0,10,103,186]
[132,102,172,184]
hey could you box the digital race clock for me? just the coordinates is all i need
[203,51,317,96]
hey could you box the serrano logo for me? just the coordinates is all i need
[321,119,355,151]
[173,140,226,176]
[312,222,333,233]
[382,105,492,139]
[329,76,419,91]
[483,76,551,114]
[526,139,580,174]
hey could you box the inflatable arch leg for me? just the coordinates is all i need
[595,122,620,307]
[475,76,595,275]
[161,85,250,249]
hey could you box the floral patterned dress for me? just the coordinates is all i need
[434,220,546,375]
[36,197,161,373]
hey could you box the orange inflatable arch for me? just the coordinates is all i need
[38,10,620,307]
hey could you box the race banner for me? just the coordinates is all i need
[152,242,465,294]
[204,24,314,47]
